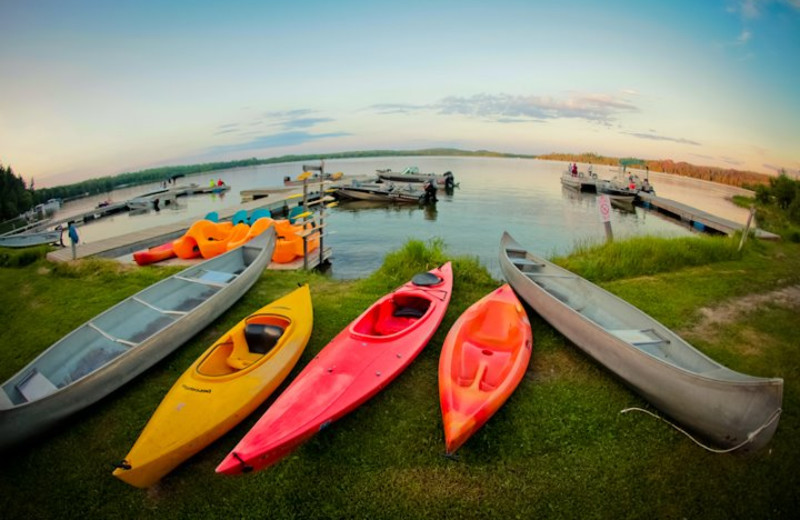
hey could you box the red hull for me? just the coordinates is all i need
[438,284,532,454]
[216,263,453,475]
[133,241,176,266]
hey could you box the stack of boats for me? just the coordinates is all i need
[334,167,454,204]
[561,165,655,208]
[334,179,431,204]
[0,230,783,487]
[133,210,319,266]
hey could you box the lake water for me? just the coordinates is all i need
[52,157,753,280]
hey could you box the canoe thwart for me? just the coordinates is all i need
[608,328,671,346]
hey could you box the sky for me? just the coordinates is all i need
[1,0,798,187]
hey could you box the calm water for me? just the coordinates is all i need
[53,157,752,280]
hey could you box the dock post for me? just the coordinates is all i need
[303,229,309,270]
[738,206,756,251]
[319,211,324,269]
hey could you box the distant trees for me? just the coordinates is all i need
[26,149,537,205]
[538,153,772,189]
[0,163,34,221]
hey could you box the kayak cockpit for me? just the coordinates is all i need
[352,294,432,338]
[197,315,290,376]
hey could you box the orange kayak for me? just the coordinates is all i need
[438,284,532,454]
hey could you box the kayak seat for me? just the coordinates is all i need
[374,300,415,336]
[469,303,518,349]
[393,306,426,318]
[226,323,285,370]
[245,324,285,354]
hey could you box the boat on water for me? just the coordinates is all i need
[598,180,638,201]
[376,167,455,188]
[126,186,178,210]
[113,284,313,488]
[560,172,603,193]
[498,231,783,452]
[439,284,532,454]
[216,263,453,475]
[335,180,433,204]
[0,229,62,248]
[0,230,276,450]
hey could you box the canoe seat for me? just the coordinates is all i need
[17,369,58,402]
[512,258,545,272]
[226,323,285,370]
[607,329,665,346]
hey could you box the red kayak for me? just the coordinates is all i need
[133,241,176,266]
[216,262,453,475]
[439,284,532,454]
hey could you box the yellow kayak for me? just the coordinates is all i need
[112,284,313,488]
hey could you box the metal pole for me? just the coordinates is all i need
[738,206,756,251]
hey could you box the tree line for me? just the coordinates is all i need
[0,163,34,221]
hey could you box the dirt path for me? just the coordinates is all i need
[681,285,800,341]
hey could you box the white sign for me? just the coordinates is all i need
[597,195,611,223]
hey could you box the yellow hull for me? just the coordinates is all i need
[112,285,313,488]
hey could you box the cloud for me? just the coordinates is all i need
[281,117,335,129]
[435,93,638,123]
[737,29,752,44]
[721,156,745,165]
[368,92,639,124]
[207,130,351,155]
[624,131,702,146]
[739,0,761,19]
[368,103,430,114]
[262,108,315,119]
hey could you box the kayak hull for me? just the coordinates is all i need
[439,284,532,454]
[113,285,313,487]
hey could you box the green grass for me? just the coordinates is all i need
[0,236,798,519]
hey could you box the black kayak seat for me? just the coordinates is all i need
[393,306,426,318]
[244,324,285,354]
[411,272,442,287]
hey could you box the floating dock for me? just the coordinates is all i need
[636,193,779,240]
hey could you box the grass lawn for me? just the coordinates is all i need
[0,236,798,519]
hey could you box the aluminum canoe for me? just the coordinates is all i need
[499,231,782,451]
[0,229,276,450]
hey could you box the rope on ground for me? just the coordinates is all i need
[619,407,782,454]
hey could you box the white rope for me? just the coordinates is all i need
[619,407,782,454]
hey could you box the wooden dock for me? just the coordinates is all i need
[46,187,330,263]
[637,193,779,240]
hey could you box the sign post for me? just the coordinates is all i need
[597,195,613,242]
